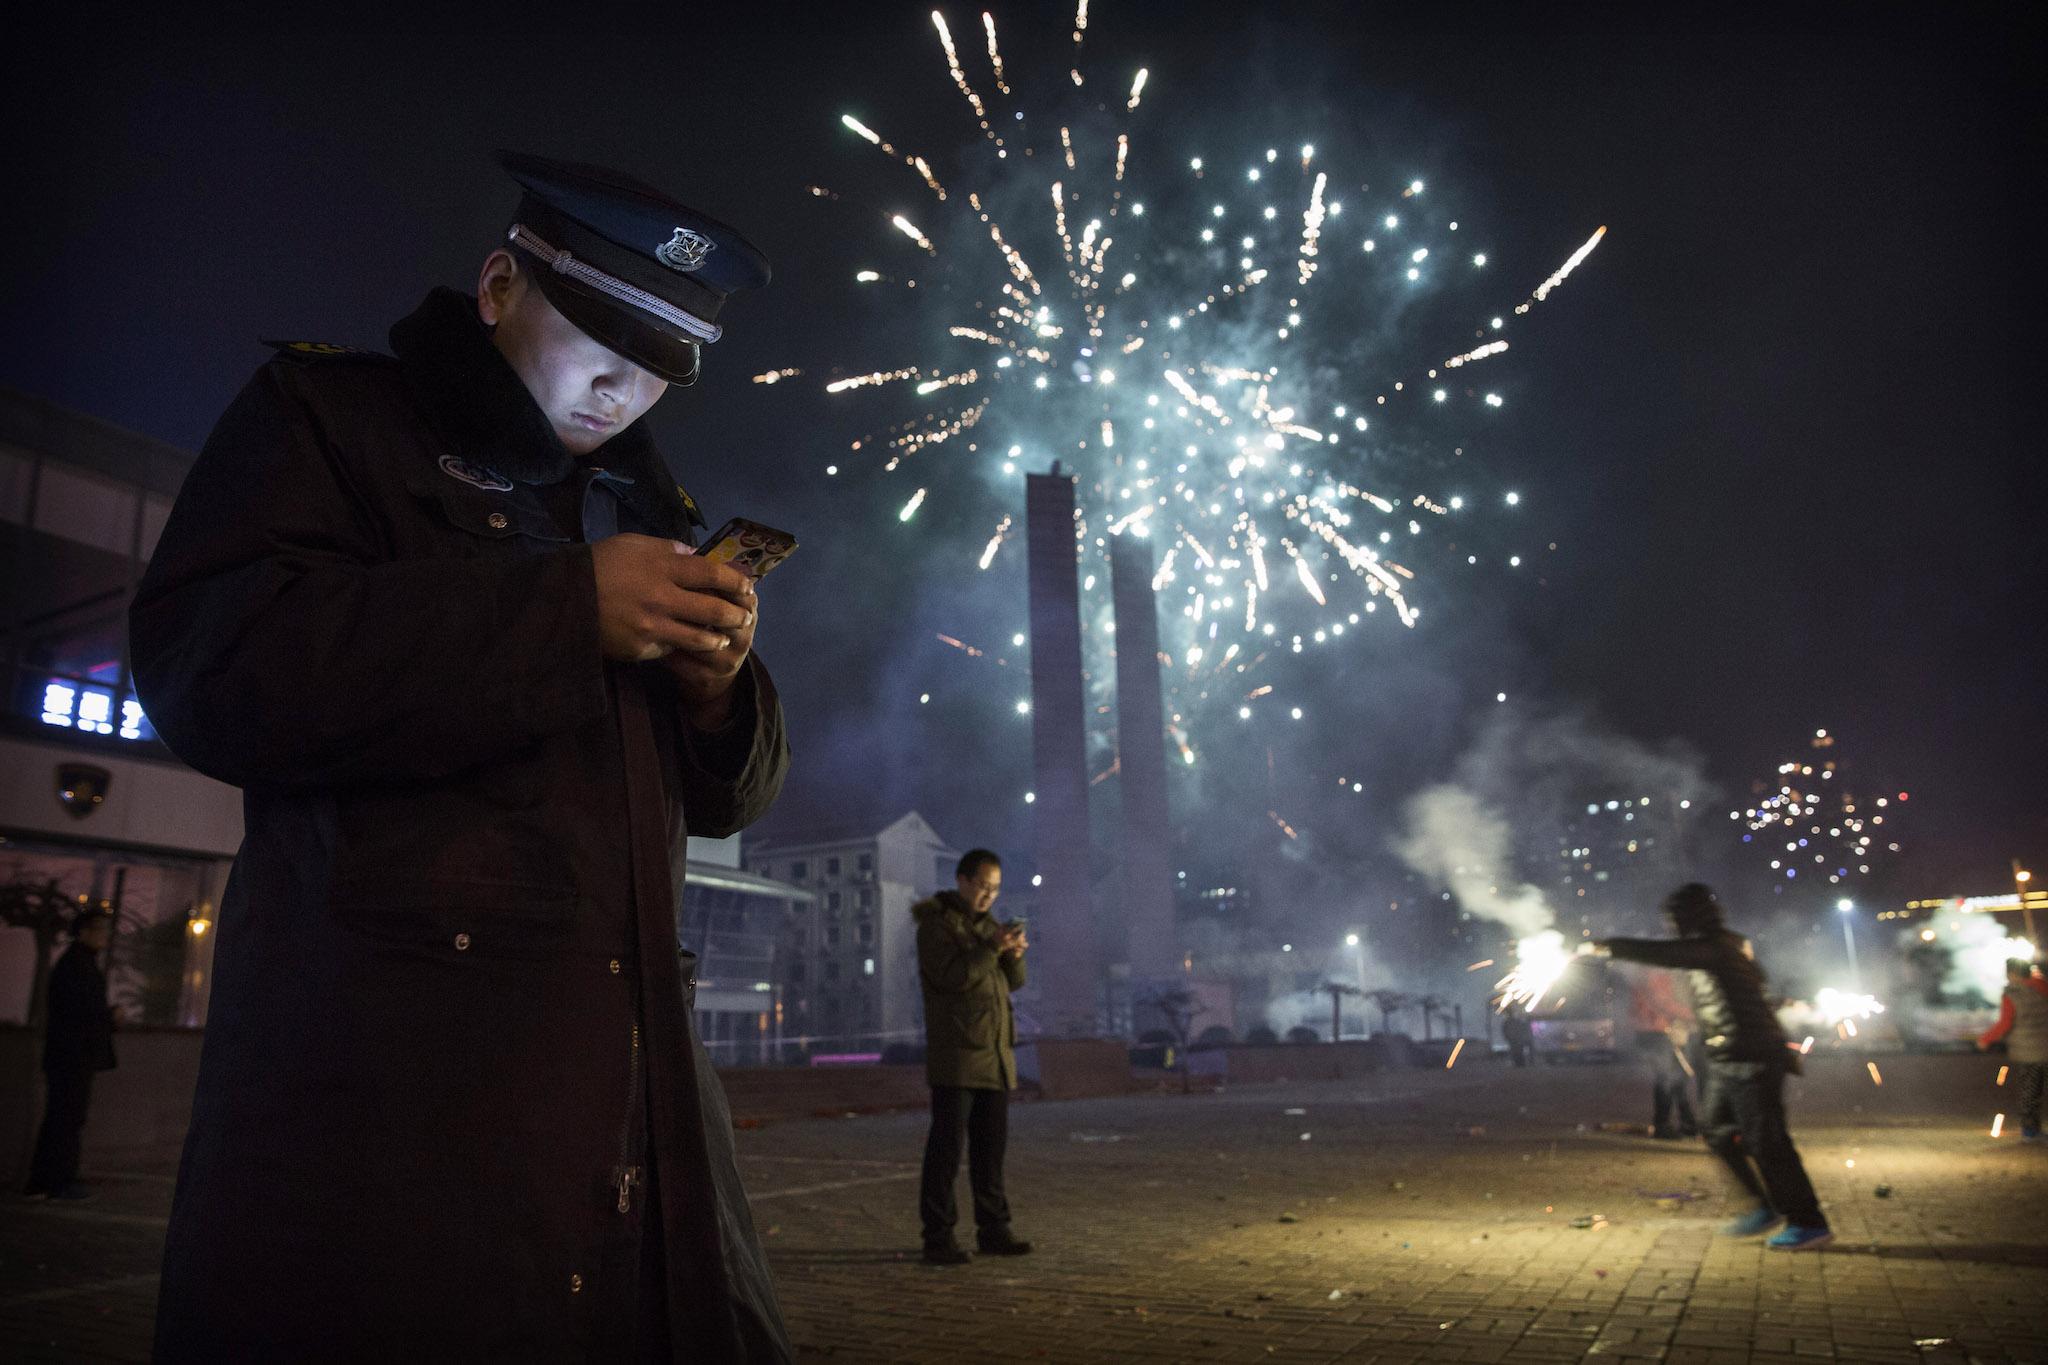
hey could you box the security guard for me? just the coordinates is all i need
[133,153,792,1361]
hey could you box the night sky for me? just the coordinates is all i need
[5,3,2038,935]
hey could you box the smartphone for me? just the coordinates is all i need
[1003,917,1028,934]
[696,517,798,580]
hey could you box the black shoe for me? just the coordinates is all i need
[922,1242,972,1266]
[47,1184,94,1202]
[977,1233,1033,1256]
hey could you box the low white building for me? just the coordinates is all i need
[745,812,959,1059]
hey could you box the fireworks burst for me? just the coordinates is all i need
[1495,928,1574,1012]
[1812,987,1886,1029]
[799,5,1604,743]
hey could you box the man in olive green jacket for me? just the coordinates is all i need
[913,849,1031,1264]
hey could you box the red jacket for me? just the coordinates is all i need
[1979,975,2048,1046]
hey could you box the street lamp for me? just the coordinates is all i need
[2016,861,2037,948]
[1344,932,1365,996]
[1836,897,1860,990]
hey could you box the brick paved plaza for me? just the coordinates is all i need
[3,1052,2042,1363]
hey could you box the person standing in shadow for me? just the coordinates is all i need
[26,908,117,1201]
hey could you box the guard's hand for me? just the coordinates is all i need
[589,533,757,677]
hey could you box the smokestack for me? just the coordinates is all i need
[1025,470,1099,1033]
[1110,533,1178,982]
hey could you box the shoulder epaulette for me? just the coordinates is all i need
[674,483,708,530]
[262,339,393,364]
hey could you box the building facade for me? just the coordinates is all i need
[1,386,241,1029]
[746,812,958,1060]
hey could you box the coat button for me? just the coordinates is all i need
[569,1273,583,1293]
[487,512,509,530]
[454,932,471,951]
[609,959,622,974]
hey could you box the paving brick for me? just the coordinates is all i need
[5,1057,2045,1362]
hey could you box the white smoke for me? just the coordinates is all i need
[1392,784,1555,939]
[1923,912,2037,1002]
[1390,704,1717,942]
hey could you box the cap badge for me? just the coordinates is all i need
[656,227,715,273]
[439,454,514,492]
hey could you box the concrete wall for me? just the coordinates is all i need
[1031,1038,1138,1101]
[0,733,242,858]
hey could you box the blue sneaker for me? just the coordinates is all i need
[1721,1206,1781,1238]
[1766,1224,1834,1251]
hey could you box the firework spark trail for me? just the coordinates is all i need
[1298,172,1328,285]
[1515,225,1607,313]
[982,12,1010,94]
[826,366,923,393]
[978,514,1013,569]
[1444,339,1509,368]
[890,214,936,254]
[804,8,1604,741]
[930,11,993,136]
[840,113,950,200]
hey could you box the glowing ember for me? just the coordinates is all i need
[1495,930,1572,1012]
[1813,987,1886,1028]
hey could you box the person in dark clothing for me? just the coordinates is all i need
[1626,966,1699,1138]
[25,909,118,1200]
[130,153,794,1360]
[1500,1001,1536,1066]
[913,849,1031,1265]
[1593,883,1832,1250]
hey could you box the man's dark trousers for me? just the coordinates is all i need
[29,1065,94,1193]
[919,1085,1009,1247]
[1699,1060,1824,1226]
[1636,1032,1697,1133]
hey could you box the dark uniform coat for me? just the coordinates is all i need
[131,289,792,1361]
[912,892,1026,1090]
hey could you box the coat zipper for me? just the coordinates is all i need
[611,1020,644,1215]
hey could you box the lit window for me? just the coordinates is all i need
[41,682,77,727]
[76,689,115,735]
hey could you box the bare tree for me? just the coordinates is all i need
[1317,980,1362,1043]
[1136,986,1206,1093]
[0,878,80,1031]
[1363,989,1414,1038]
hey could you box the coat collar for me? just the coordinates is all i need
[388,288,702,542]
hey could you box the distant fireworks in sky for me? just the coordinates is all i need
[771,4,1603,751]
[1733,728,1906,885]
